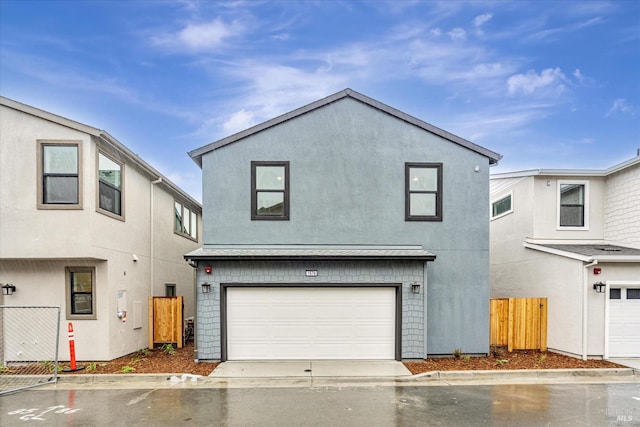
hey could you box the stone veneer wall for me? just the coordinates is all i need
[195,260,425,360]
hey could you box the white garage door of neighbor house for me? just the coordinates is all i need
[609,287,640,358]
[226,287,396,360]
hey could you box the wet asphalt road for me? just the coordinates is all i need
[1,383,639,426]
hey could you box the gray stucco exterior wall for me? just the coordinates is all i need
[195,260,425,360]
[199,97,492,356]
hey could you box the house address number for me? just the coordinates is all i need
[305,270,318,277]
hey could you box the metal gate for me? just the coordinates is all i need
[0,306,61,394]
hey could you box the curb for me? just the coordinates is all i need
[406,367,638,381]
[52,368,639,385]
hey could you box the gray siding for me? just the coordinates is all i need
[200,97,491,355]
[195,260,425,360]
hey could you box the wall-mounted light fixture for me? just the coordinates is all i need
[204,266,213,274]
[411,282,421,294]
[201,282,212,293]
[593,282,606,293]
[2,283,16,296]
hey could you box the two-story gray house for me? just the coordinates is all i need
[186,89,501,361]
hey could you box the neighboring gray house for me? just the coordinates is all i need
[0,96,202,361]
[186,89,501,361]
[490,154,640,360]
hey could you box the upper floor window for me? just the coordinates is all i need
[558,181,589,229]
[37,141,82,209]
[175,200,198,240]
[66,267,96,320]
[98,151,123,218]
[491,192,513,220]
[405,163,442,221]
[251,161,289,220]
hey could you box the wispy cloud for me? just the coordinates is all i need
[447,27,466,41]
[606,98,634,116]
[507,68,567,96]
[473,13,492,35]
[150,17,244,52]
[525,16,603,42]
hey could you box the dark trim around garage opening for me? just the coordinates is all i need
[220,283,403,362]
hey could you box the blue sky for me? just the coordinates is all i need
[1,0,639,202]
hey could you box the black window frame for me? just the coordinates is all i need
[405,162,443,222]
[251,161,290,220]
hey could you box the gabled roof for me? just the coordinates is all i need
[491,155,640,180]
[1,96,201,210]
[188,88,502,168]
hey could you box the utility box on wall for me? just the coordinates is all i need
[148,296,183,349]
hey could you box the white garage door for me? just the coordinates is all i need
[609,287,640,358]
[226,287,396,360]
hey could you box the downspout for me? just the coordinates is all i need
[582,259,598,360]
[150,178,162,297]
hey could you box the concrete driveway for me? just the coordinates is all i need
[209,360,412,378]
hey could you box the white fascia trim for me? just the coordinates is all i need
[592,256,640,263]
[522,242,592,262]
[524,238,606,245]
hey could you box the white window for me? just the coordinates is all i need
[557,180,589,229]
[491,192,513,220]
[175,200,198,240]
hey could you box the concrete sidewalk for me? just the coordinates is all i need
[209,360,412,378]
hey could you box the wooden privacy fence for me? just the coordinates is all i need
[148,296,183,349]
[490,298,547,352]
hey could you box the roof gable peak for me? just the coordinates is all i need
[188,88,501,167]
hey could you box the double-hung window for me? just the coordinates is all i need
[66,267,96,319]
[558,181,588,229]
[251,161,289,220]
[98,151,123,218]
[175,201,198,240]
[38,141,82,209]
[405,163,442,221]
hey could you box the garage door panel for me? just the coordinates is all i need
[226,287,396,360]
[609,295,640,358]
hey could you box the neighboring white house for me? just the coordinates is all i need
[490,154,640,360]
[0,96,201,361]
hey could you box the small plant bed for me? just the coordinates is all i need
[404,347,626,375]
[60,341,218,376]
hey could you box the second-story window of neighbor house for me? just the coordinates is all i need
[175,201,197,240]
[405,163,443,221]
[38,141,82,209]
[491,192,513,220]
[251,161,290,220]
[98,152,123,218]
[559,182,587,228]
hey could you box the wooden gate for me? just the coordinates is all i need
[148,296,183,349]
[490,298,547,352]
